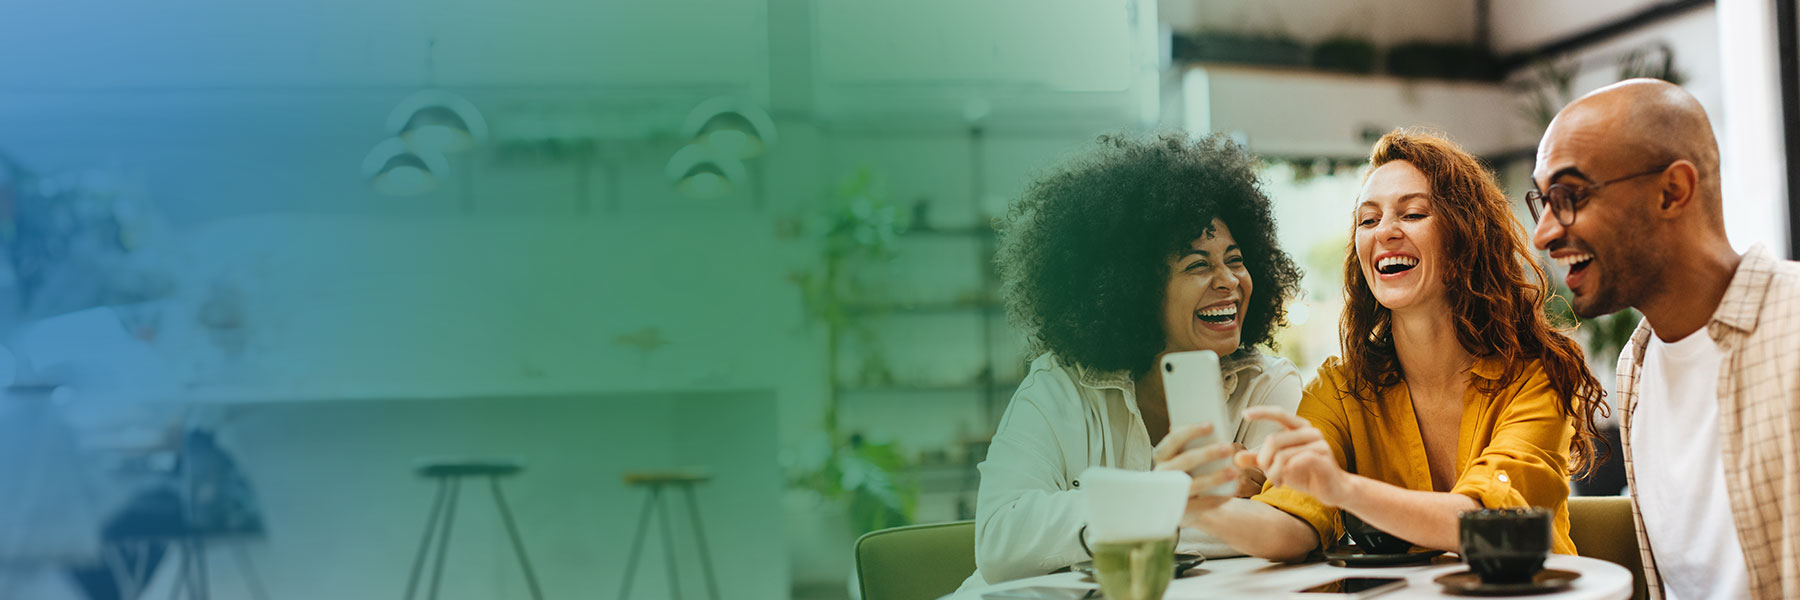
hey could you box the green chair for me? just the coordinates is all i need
[1567,496,1647,600]
[855,520,976,600]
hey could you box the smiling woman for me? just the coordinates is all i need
[958,132,1305,588]
[1168,129,1609,564]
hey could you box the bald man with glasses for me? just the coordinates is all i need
[1529,78,1800,600]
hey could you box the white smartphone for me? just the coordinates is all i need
[1290,577,1407,599]
[1159,350,1235,495]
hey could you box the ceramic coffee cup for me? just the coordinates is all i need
[1459,507,1552,583]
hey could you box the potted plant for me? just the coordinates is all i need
[786,168,920,536]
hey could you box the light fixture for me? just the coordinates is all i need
[680,97,778,160]
[387,89,489,154]
[363,138,449,197]
[664,144,747,200]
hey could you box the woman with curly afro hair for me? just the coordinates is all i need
[959,132,1305,588]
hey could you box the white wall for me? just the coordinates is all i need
[1490,0,1671,54]
[1162,0,1477,45]
[0,0,768,94]
[1189,66,1535,158]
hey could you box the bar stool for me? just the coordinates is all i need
[616,468,719,600]
[403,460,546,600]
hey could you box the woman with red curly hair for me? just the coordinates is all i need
[1163,129,1608,560]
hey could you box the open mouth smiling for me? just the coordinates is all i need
[1195,302,1239,330]
[1376,255,1419,275]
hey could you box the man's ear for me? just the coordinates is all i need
[1656,160,1700,216]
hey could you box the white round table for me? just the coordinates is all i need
[944,553,1633,599]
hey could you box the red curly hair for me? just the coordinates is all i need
[1339,129,1608,476]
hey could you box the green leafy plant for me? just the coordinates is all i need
[1519,58,1579,130]
[1617,43,1686,86]
[786,168,919,535]
[1543,279,1641,367]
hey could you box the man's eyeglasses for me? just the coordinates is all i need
[1524,164,1672,227]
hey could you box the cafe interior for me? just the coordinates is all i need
[0,0,1793,599]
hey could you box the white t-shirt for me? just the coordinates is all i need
[1630,328,1749,600]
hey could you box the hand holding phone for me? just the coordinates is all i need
[1158,350,1235,496]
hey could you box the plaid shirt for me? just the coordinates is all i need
[1616,244,1800,600]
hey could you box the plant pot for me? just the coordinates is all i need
[1386,42,1499,81]
[1174,32,1308,68]
[1312,38,1379,74]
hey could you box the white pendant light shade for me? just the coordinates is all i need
[664,144,748,200]
[681,97,778,160]
[363,138,450,196]
[386,90,489,154]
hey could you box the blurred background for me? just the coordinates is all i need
[0,0,1792,598]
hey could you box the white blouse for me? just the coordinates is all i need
[958,351,1303,589]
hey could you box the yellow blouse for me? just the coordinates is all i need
[1253,356,1578,555]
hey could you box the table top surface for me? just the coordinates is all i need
[945,553,1633,600]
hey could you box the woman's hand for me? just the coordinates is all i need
[1231,443,1266,497]
[1153,423,1239,512]
[1237,407,1357,506]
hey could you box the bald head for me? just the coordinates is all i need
[1537,78,1722,221]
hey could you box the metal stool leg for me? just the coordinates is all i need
[426,477,463,600]
[489,476,546,600]
[678,483,721,600]
[616,484,662,600]
[232,540,272,600]
[190,536,213,600]
[403,478,452,600]
[657,484,683,600]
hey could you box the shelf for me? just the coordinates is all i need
[909,463,982,494]
[836,379,1022,395]
[843,300,1001,316]
[901,225,998,239]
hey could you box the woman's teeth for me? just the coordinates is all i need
[1196,305,1238,323]
[1376,256,1419,274]
[1554,253,1594,269]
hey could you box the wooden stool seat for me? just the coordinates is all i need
[417,460,523,479]
[622,468,711,486]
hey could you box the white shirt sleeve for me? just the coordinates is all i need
[1237,356,1303,450]
[969,373,1093,585]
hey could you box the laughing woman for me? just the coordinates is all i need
[1165,129,1607,560]
[959,132,1305,588]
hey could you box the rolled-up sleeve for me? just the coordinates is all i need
[1449,366,1577,554]
[970,375,1091,583]
[1251,370,1353,554]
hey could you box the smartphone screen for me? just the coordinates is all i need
[1294,577,1407,596]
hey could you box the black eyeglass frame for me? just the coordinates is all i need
[1525,163,1674,226]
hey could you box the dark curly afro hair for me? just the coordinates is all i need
[997,131,1302,375]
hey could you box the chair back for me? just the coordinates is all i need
[1567,496,1647,600]
[854,520,976,600]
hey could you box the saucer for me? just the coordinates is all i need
[1323,548,1446,567]
[1071,553,1205,577]
[1433,568,1580,596]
